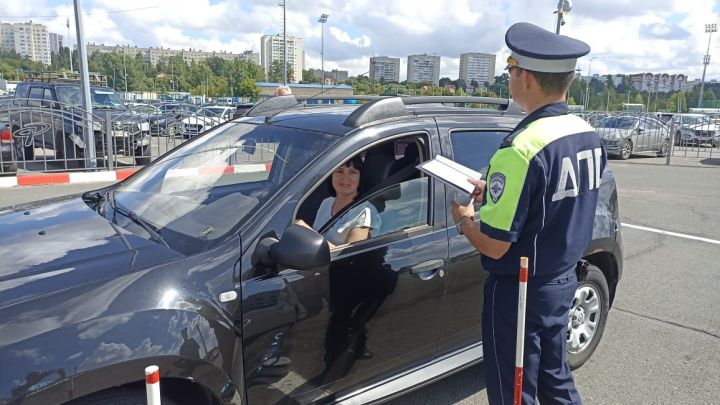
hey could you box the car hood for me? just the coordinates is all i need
[0,197,183,309]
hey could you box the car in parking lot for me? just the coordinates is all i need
[594,114,669,159]
[671,113,718,147]
[147,103,200,136]
[0,96,623,404]
[9,81,151,167]
[180,105,235,138]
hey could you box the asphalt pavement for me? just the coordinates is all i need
[1,156,719,404]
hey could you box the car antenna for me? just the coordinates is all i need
[264,70,373,123]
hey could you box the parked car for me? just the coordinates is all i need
[0,96,623,405]
[9,81,151,167]
[671,113,718,147]
[147,103,200,136]
[180,106,235,138]
[594,114,669,159]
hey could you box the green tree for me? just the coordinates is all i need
[238,77,259,100]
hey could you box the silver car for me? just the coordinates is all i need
[671,114,718,147]
[595,115,670,160]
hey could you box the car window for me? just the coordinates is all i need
[28,87,43,100]
[42,88,54,100]
[361,177,429,238]
[309,136,430,247]
[450,131,507,177]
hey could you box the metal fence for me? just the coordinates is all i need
[0,101,234,174]
[575,111,717,160]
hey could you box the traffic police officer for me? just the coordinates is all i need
[452,22,606,404]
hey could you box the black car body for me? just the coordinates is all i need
[9,82,151,167]
[0,96,623,405]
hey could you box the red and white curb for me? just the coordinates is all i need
[0,162,272,188]
[0,169,139,188]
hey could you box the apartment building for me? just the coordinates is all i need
[369,56,400,83]
[407,54,441,85]
[0,21,51,65]
[261,34,304,83]
[459,52,495,87]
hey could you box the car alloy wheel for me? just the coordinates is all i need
[657,140,669,157]
[567,285,601,354]
[620,140,632,160]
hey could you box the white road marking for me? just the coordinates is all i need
[621,223,720,246]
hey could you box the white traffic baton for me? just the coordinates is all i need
[145,365,161,405]
[513,257,529,405]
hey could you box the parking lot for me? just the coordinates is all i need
[1,156,719,404]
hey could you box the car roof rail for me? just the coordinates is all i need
[340,96,523,127]
[245,95,300,119]
[343,97,409,128]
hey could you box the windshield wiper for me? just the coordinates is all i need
[108,190,169,248]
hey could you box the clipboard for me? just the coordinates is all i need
[416,155,483,203]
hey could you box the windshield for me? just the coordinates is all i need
[107,121,336,254]
[678,115,712,125]
[597,117,636,129]
[56,86,127,110]
[202,107,228,116]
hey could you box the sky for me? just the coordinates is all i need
[1,0,719,82]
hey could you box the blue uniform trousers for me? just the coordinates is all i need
[482,271,582,405]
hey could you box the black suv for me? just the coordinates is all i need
[0,96,622,404]
[9,81,151,167]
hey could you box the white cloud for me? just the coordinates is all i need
[328,26,371,48]
[1,0,718,80]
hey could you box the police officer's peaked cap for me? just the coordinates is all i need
[505,22,590,73]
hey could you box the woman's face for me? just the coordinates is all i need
[332,164,361,198]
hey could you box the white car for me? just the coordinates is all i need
[180,106,234,138]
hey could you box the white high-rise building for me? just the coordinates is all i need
[0,21,51,65]
[369,56,400,83]
[407,54,441,85]
[459,52,496,87]
[49,33,63,55]
[261,34,304,83]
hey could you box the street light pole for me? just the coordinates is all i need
[584,56,596,110]
[698,23,716,108]
[279,0,287,85]
[66,18,73,72]
[318,13,329,94]
[554,0,572,34]
[123,45,128,98]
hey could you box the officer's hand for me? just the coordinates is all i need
[451,200,476,223]
[468,178,486,204]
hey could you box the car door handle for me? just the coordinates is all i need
[410,259,445,275]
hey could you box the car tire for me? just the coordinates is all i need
[675,131,683,146]
[567,264,610,370]
[619,139,632,160]
[66,388,178,405]
[657,140,669,157]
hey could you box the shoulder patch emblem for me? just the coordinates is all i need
[489,172,506,204]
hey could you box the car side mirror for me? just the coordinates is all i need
[636,128,644,133]
[256,224,330,270]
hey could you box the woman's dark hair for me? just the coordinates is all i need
[327,155,365,197]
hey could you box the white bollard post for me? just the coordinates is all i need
[145,365,161,405]
[513,257,529,405]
